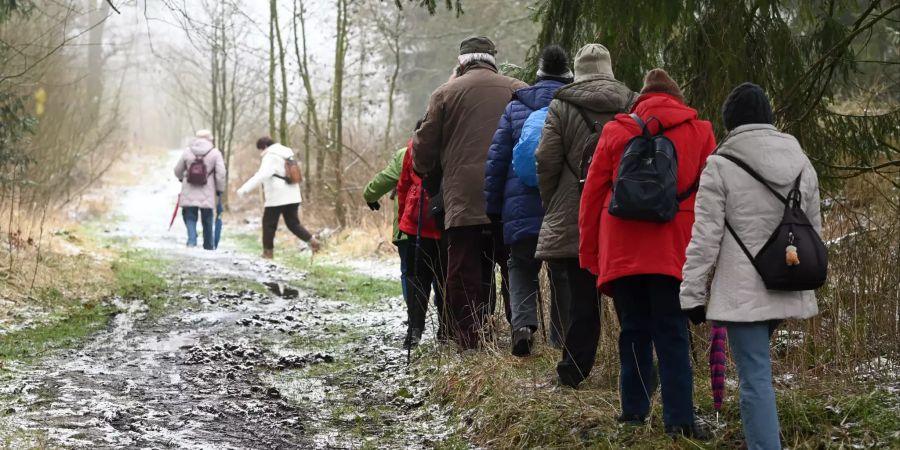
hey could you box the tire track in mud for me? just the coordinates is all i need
[1,251,456,449]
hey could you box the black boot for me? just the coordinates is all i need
[511,326,533,357]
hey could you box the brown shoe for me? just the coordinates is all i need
[261,249,274,259]
[307,238,321,254]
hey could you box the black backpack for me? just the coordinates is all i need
[719,154,828,291]
[608,114,696,222]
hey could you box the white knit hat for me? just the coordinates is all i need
[195,129,214,141]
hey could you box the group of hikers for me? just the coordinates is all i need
[174,134,320,255]
[363,37,825,448]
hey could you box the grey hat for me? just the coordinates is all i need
[574,44,614,82]
[459,36,497,56]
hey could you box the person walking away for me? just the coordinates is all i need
[535,44,636,364]
[413,36,527,350]
[397,136,447,348]
[363,146,409,307]
[681,83,822,449]
[173,129,226,250]
[237,137,320,257]
[484,45,573,356]
[579,68,715,438]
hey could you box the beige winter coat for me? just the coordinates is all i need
[680,124,822,322]
[236,143,302,207]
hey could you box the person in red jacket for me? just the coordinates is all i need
[578,69,715,439]
[397,136,447,349]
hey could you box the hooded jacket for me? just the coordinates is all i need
[579,92,716,295]
[363,147,407,244]
[534,74,635,259]
[681,124,821,322]
[174,138,227,210]
[236,143,302,207]
[484,79,565,244]
[398,140,440,240]
[412,61,527,229]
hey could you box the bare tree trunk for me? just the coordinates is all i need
[273,0,289,145]
[330,0,349,227]
[268,0,277,138]
[86,0,110,121]
[293,0,322,194]
[383,13,402,150]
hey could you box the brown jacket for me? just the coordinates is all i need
[534,75,634,259]
[413,62,527,229]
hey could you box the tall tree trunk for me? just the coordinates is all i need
[267,0,277,138]
[293,0,322,194]
[383,13,401,151]
[330,0,349,227]
[273,0,289,145]
[86,0,110,122]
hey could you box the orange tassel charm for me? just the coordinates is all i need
[785,245,800,266]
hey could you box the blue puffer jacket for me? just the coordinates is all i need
[484,79,564,245]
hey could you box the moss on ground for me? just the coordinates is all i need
[0,249,169,365]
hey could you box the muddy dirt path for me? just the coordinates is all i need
[0,150,456,449]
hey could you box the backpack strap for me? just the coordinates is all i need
[725,219,762,273]
[718,154,787,204]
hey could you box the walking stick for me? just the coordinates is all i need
[536,269,547,342]
[407,184,426,366]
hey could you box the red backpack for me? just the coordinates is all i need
[186,150,212,186]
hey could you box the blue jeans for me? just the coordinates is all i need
[183,207,213,250]
[613,274,693,428]
[722,320,781,450]
[508,238,541,331]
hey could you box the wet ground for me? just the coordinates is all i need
[0,150,457,449]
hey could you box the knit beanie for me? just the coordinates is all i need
[640,68,683,102]
[574,44,613,82]
[536,45,573,81]
[722,82,775,131]
[195,129,214,141]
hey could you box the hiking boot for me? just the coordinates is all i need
[665,419,712,441]
[307,237,321,253]
[403,328,422,350]
[616,414,647,426]
[511,327,533,357]
[261,249,274,259]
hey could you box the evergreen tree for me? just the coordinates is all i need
[531,0,900,181]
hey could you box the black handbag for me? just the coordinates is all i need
[719,154,827,291]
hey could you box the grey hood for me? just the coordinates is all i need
[716,123,808,187]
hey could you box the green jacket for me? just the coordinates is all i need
[363,147,407,243]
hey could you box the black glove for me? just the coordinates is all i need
[216,191,224,197]
[685,306,706,325]
[367,201,381,211]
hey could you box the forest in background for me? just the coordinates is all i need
[0,2,898,445]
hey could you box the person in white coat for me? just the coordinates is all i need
[680,83,822,450]
[174,129,226,249]
[236,136,320,258]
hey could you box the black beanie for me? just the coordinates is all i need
[722,82,774,131]
[537,44,573,81]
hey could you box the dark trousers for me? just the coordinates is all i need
[554,259,600,387]
[403,237,448,336]
[182,207,214,250]
[545,259,575,348]
[613,274,693,428]
[262,203,312,250]
[508,238,542,331]
[444,223,509,349]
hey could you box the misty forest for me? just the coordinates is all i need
[0,0,898,448]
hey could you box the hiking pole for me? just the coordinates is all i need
[536,269,547,342]
[407,184,426,367]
